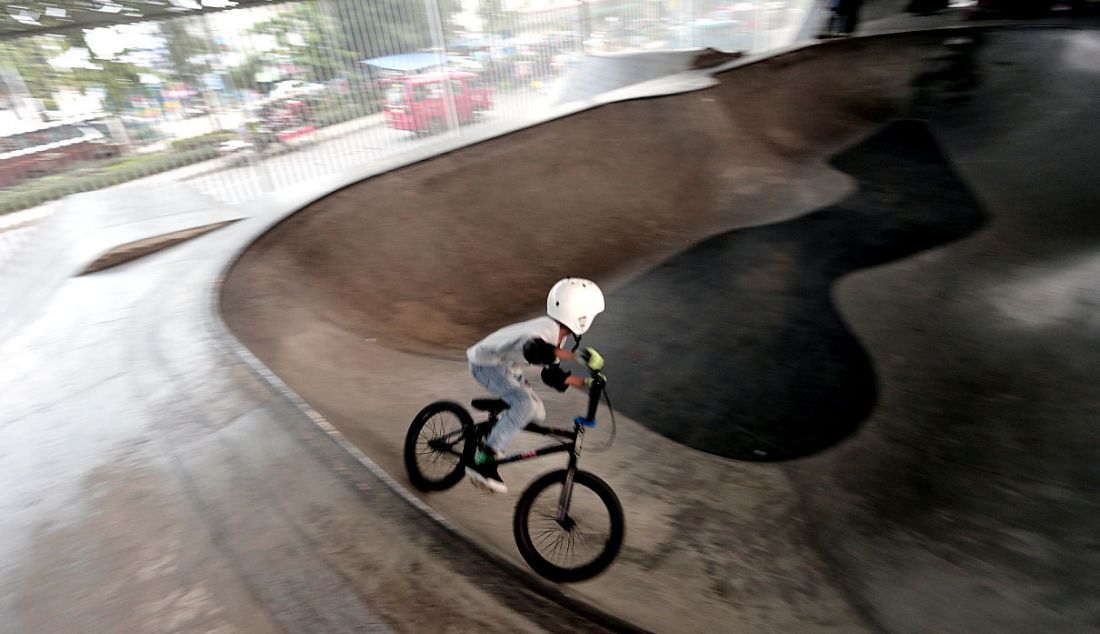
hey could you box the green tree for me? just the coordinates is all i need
[0,36,69,110]
[226,54,267,92]
[479,0,519,37]
[436,0,466,41]
[80,59,143,113]
[325,0,436,60]
[58,30,152,114]
[243,0,478,86]
[249,3,358,82]
[160,19,212,87]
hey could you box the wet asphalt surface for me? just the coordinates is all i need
[593,119,986,461]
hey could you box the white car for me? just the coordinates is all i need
[268,80,325,100]
[218,139,253,154]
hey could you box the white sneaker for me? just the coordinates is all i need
[466,450,507,494]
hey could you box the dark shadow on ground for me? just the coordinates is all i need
[590,120,986,461]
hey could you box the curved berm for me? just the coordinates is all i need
[222,27,1100,633]
[594,119,985,461]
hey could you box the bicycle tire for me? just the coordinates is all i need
[513,470,625,583]
[404,401,473,491]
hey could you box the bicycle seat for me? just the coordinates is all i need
[471,399,509,415]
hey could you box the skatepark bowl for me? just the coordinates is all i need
[221,25,1100,634]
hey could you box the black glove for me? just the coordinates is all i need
[541,364,571,392]
[523,338,558,365]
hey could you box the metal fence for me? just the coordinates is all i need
[0,0,815,214]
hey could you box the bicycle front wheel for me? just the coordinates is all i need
[403,401,472,491]
[513,470,625,583]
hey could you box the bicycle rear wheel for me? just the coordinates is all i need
[404,401,472,491]
[513,470,625,583]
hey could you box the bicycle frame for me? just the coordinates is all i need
[410,364,621,580]
[478,371,606,522]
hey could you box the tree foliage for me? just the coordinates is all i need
[0,0,483,114]
[325,0,435,60]
[245,0,474,82]
[0,37,60,108]
[478,0,519,36]
[0,34,149,113]
[248,2,358,82]
[160,19,211,85]
[57,30,149,113]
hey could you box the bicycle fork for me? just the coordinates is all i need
[556,373,602,524]
[556,428,583,524]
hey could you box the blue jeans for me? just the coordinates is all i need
[470,363,546,453]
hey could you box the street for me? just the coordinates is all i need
[180,88,559,204]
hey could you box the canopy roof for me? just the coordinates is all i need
[360,52,448,73]
[1,1,289,40]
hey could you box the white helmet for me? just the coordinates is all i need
[547,278,605,336]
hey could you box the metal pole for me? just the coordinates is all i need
[423,0,460,134]
[580,0,592,54]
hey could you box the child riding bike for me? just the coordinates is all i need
[465,278,606,493]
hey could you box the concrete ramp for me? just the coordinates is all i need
[550,48,742,106]
[227,35,935,354]
[222,27,1100,633]
[0,182,241,346]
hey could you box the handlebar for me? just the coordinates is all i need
[580,369,606,425]
[575,365,617,451]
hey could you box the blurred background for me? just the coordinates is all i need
[5,2,1099,632]
[0,0,812,212]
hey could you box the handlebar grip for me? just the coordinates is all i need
[584,374,604,421]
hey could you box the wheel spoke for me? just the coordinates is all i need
[573,528,588,556]
[549,534,564,561]
[409,408,473,483]
[534,530,556,548]
[523,479,617,571]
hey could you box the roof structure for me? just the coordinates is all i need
[0,0,288,40]
[360,51,448,73]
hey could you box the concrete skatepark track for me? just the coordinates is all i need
[0,191,636,633]
[222,27,1100,633]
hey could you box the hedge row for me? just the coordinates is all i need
[0,147,218,215]
[1,105,388,216]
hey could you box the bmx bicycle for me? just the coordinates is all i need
[403,366,624,583]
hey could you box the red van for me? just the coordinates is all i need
[384,71,493,135]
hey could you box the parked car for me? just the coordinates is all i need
[269,80,325,100]
[383,72,493,135]
[218,139,253,155]
[247,97,318,152]
[0,121,120,188]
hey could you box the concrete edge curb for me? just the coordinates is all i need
[80,220,238,275]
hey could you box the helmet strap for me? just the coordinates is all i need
[570,334,582,352]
